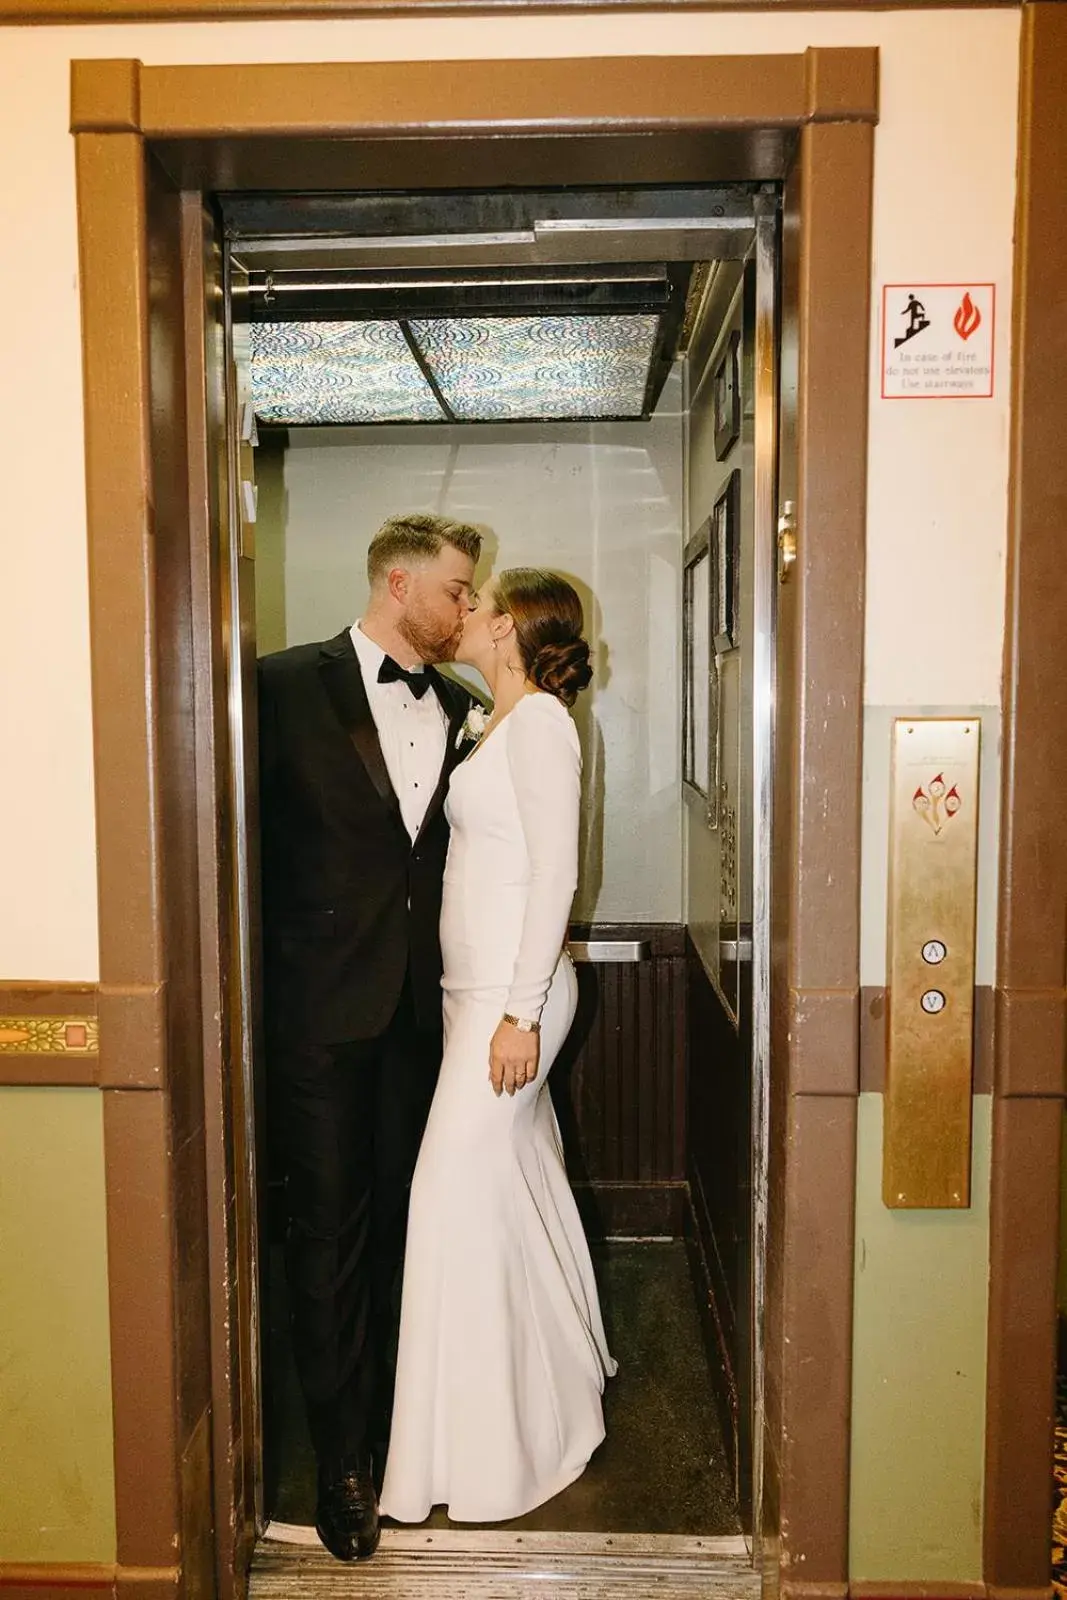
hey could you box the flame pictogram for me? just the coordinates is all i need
[953,292,982,341]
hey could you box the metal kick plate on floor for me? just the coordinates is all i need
[884,717,980,1209]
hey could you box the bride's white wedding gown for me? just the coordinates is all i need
[380,691,616,1524]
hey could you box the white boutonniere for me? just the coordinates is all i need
[457,703,490,748]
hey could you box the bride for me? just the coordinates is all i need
[380,567,617,1525]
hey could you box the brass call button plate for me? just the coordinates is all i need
[884,718,980,1209]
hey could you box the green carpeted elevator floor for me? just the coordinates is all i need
[265,1239,739,1537]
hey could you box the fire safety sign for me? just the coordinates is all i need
[881,283,995,399]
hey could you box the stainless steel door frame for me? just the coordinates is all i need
[749,195,780,1556]
[222,248,267,1533]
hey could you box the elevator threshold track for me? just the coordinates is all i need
[255,1526,756,1599]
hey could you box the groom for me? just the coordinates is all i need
[258,512,482,1561]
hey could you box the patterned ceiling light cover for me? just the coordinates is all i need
[411,314,659,420]
[249,320,442,424]
[249,314,661,425]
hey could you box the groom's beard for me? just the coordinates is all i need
[397,605,463,665]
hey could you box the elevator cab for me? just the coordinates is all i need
[218,184,781,1556]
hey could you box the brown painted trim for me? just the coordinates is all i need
[804,41,878,124]
[68,57,140,132]
[140,56,803,137]
[763,112,871,1588]
[103,1092,182,1568]
[97,984,167,1090]
[993,987,1065,1099]
[984,1098,1061,1586]
[0,1565,180,1600]
[745,1586,1048,1600]
[788,119,870,1001]
[860,985,994,1095]
[849,1586,986,1600]
[995,0,1067,1059]
[75,132,164,1032]
[776,1094,858,1583]
[4,0,1018,19]
[788,988,859,1096]
[0,1055,100,1086]
[0,981,100,1085]
[69,51,878,139]
[76,128,185,1578]
[0,980,176,1089]
[0,1565,114,1596]
[985,4,1067,1591]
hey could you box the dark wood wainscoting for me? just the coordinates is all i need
[684,936,753,1517]
[552,924,689,1239]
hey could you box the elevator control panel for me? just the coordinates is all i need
[883,719,980,1209]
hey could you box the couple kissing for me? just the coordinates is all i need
[259,512,615,1560]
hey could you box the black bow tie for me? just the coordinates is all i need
[378,655,432,699]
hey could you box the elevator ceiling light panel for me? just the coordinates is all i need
[410,315,659,421]
[249,313,665,425]
[250,321,443,425]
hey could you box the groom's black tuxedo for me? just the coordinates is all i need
[257,627,475,1478]
[258,628,473,1045]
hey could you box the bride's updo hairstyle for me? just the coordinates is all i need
[494,568,593,708]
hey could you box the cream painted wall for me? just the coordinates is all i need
[0,7,1018,979]
[257,383,686,924]
[0,6,1020,1578]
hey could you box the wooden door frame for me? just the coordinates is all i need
[983,6,1067,1595]
[69,45,995,1600]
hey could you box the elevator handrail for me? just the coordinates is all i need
[565,939,651,963]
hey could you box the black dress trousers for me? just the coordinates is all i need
[269,973,441,1469]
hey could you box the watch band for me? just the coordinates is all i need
[502,1012,540,1034]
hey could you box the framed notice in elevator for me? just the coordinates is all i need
[712,470,741,654]
[683,516,719,826]
[712,329,741,459]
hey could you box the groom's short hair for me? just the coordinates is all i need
[367,512,482,585]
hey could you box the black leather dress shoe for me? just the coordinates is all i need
[316,1456,381,1562]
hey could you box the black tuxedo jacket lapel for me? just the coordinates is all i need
[415,669,470,845]
[317,630,404,830]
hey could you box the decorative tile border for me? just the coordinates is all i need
[0,1015,99,1055]
[0,984,100,1085]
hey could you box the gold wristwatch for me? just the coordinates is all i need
[502,1013,540,1034]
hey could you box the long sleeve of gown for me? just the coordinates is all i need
[504,697,581,1021]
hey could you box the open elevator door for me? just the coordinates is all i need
[194,184,780,1578]
[682,196,779,1545]
[178,199,264,1600]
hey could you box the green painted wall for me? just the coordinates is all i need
[0,1088,116,1563]
[850,1092,991,1582]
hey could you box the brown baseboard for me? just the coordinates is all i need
[571,1180,688,1239]
[0,1565,180,1600]
[850,1584,986,1599]
[985,1589,1056,1600]
[0,1566,114,1599]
